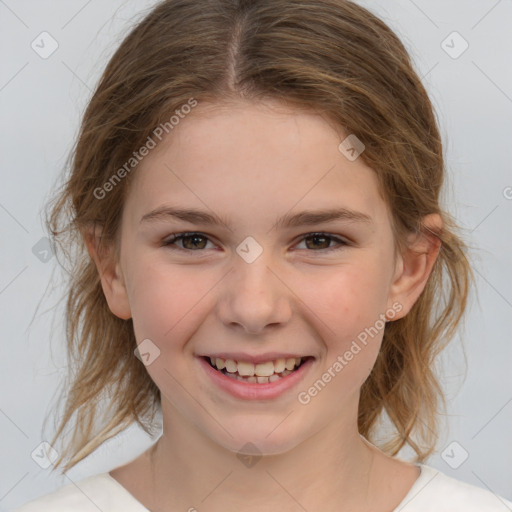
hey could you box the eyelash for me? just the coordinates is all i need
[161,232,350,254]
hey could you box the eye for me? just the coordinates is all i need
[162,232,215,251]
[162,231,349,253]
[295,233,349,252]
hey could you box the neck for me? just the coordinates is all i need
[146,399,377,512]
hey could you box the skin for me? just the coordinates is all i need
[87,99,442,512]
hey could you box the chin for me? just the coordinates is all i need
[205,416,309,457]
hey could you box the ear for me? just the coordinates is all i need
[386,214,442,320]
[83,224,132,320]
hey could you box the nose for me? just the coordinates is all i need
[216,251,293,336]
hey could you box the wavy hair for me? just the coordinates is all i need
[44,0,473,474]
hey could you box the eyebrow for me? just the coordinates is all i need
[140,206,373,229]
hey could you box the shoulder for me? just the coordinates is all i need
[396,464,512,512]
[11,472,148,512]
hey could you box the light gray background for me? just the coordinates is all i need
[1,0,511,510]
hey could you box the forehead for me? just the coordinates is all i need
[123,99,389,231]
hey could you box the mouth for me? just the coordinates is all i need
[202,355,312,384]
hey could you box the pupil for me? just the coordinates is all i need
[308,235,328,249]
[185,235,205,249]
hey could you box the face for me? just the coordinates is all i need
[107,99,410,455]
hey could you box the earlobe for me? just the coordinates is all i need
[387,214,442,320]
[83,225,132,320]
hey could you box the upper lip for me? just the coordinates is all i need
[198,352,313,364]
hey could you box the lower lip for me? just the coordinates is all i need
[198,356,314,400]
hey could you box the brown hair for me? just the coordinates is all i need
[44,0,472,474]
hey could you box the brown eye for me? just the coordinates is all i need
[296,233,348,252]
[163,233,213,251]
[181,234,208,250]
[304,234,330,249]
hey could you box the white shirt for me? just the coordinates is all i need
[11,464,512,511]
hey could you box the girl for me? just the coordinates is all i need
[14,0,512,510]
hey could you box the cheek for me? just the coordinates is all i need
[299,258,391,334]
[126,260,212,346]
[126,262,217,398]
[296,260,390,385]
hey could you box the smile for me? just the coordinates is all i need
[205,356,308,384]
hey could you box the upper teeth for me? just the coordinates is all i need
[210,356,302,376]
